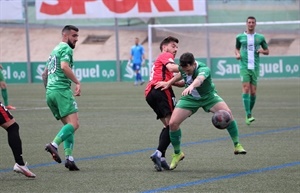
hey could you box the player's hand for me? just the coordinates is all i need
[74,83,81,96]
[182,85,194,96]
[154,81,170,90]
[257,48,264,54]
[142,59,146,66]
[235,53,241,60]
[127,60,131,66]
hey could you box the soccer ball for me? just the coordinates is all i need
[211,110,231,129]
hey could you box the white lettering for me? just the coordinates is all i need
[259,60,284,77]
[215,60,240,76]
[73,64,101,81]
[2,66,11,79]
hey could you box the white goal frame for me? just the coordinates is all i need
[147,20,300,72]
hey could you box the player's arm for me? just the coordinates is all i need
[142,46,146,62]
[42,66,48,88]
[173,79,185,87]
[257,48,269,55]
[235,36,241,60]
[61,62,81,96]
[235,48,241,60]
[154,72,182,90]
[128,48,133,65]
[142,53,146,66]
[182,75,205,96]
[166,62,180,73]
[257,39,269,55]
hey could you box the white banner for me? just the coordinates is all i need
[0,0,23,20]
[36,0,206,20]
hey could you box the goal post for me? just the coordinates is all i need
[147,20,300,74]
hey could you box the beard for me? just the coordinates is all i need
[67,39,75,49]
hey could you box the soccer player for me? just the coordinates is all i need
[0,64,16,110]
[0,101,36,178]
[128,37,146,86]
[157,52,246,170]
[42,25,81,171]
[145,36,183,171]
[235,16,269,125]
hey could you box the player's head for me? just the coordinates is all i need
[160,36,179,56]
[179,52,196,75]
[246,16,256,33]
[62,25,79,49]
[135,37,139,45]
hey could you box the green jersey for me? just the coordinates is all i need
[235,32,268,70]
[180,62,216,100]
[46,42,74,90]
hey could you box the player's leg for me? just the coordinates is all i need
[169,107,190,153]
[45,93,63,163]
[209,100,246,155]
[249,70,258,119]
[136,63,144,85]
[146,88,174,171]
[137,63,144,85]
[59,110,79,170]
[157,125,170,170]
[0,108,36,178]
[240,69,253,125]
[45,90,78,164]
[168,106,190,170]
[169,97,197,170]
[63,133,79,171]
[133,64,138,85]
[155,100,174,171]
[156,88,175,158]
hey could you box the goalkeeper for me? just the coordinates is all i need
[128,37,146,86]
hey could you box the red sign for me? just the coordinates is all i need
[36,0,206,19]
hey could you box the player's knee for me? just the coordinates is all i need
[242,87,250,93]
[74,122,79,130]
[250,90,257,95]
[69,121,79,131]
[169,122,179,131]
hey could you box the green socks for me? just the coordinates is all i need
[169,129,182,154]
[250,95,256,112]
[242,93,251,116]
[226,120,239,146]
[1,88,8,106]
[53,124,75,146]
[64,134,74,156]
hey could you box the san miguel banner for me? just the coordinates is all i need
[0,56,299,83]
[210,56,300,79]
[0,0,23,20]
[35,0,207,19]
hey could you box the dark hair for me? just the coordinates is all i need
[179,52,195,67]
[62,25,79,34]
[159,36,179,52]
[247,16,256,22]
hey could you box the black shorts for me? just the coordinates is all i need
[0,102,13,125]
[146,87,176,119]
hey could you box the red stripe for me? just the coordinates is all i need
[0,106,11,122]
[165,89,174,112]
